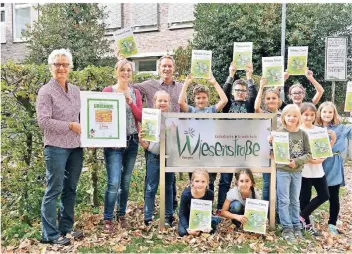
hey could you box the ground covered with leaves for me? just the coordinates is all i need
[3,162,352,253]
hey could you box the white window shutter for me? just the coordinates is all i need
[102,4,122,29]
[131,3,158,27]
[168,3,195,24]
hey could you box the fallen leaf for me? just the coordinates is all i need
[18,239,31,249]
[112,245,126,252]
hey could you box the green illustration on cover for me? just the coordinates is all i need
[345,93,352,111]
[117,36,138,57]
[142,119,157,142]
[189,210,211,230]
[273,142,289,163]
[243,210,266,233]
[310,137,331,158]
[264,66,282,86]
[191,59,210,79]
[287,56,306,75]
[233,52,251,70]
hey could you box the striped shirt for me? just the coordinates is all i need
[130,79,183,112]
[36,78,81,148]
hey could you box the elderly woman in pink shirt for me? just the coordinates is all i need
[36,49,83,246]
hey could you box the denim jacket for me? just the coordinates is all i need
[321,124,352,186]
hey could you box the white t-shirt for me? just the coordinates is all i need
[226,186,260,206]
[300,125,325,178]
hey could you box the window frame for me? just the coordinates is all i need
[99,3,122,36]
[12,3,32,42]
[134,58,158,75]
[1,4,6,43]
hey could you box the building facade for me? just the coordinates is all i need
[0,3,195,73]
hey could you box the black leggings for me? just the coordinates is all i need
[328,185,340,225]
[300,176,330,225]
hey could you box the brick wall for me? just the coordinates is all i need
[1,3,194,64]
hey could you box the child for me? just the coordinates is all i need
[299,102,336,236]
[178,73,228,192]
[278,67,324,109]
[221,169,260,228]
[254,77,283,202]
[217,62,258,215]
[139,90,174,227]
[268,104,311,243]
[315,101,352,235]
[178,169,220,237]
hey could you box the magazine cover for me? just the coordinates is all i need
[262,56,284,87]
[189,199,212,231]
[306,127,333,159]
[233,42,253,70]
[243,198,269,234]
[344,81,352,112]
[287,46,308,75]
[271,131,290,164]
[141,108,161,142]
[113,27,138,57]
[191,50,212,79]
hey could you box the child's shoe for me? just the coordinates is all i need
[305,224,320,236]
[282,228,297,243]
[144,219,152,227]
[293,226,304,240]
[165,215,174,227]
[328,224,339,236]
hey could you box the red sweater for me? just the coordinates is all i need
[102,86,142,132]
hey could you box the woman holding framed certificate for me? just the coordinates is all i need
[101,59,142,234]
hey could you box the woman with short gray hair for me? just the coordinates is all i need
[36,48,83,245]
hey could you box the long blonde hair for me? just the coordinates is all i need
[191,169,209,186]
[315,101,341,126]
[114,59,133,81]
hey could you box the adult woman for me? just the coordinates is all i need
[102,59,142,234]
[36,49,83,245]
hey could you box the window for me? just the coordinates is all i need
[134,59,158,74]
[1,3,5,43]
[13,3,31,42]
[168,3,195,29]
[99,3,122,35]
[131,4,158,33]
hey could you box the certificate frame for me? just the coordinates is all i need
[80,91,127,147]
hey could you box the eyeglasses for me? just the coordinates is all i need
[53,63,70,68]
[290,92,304,96]
[233,89,247,93]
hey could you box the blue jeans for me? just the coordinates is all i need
[41,146,83,241]
[103,134,139,220]
[144,151,174,220]
[229,200,244,227]
[276,171,302,229]
[217,173,233,209]
[262,173,270,202]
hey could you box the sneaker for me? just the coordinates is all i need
[305,224,320,236]
[118,216,127,229]
[165,216,173,227]
[144,219,152,227]
[328,224,339,236]
[215,209,222,216]
[293,227,304,240]
[282,228,297,243]
[40,236,70,245]
[103,220,115,234]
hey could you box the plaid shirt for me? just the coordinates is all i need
[36,78,81,148]
[130,79,183,112]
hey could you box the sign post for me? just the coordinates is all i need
[159,113,278,230]
[325,37,348,103]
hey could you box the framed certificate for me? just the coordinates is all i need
[80,91,126,147]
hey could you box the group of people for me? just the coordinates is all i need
[36,48,351,245]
